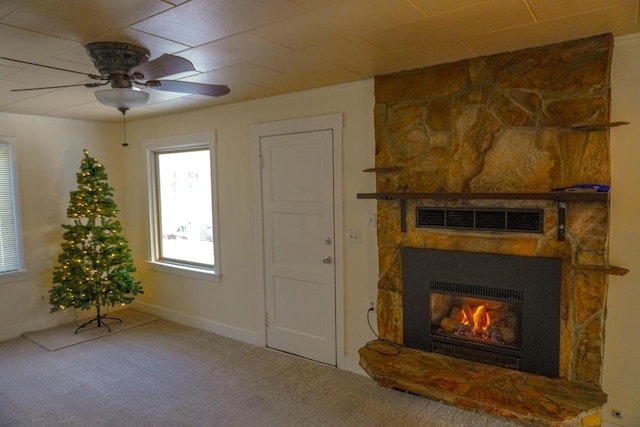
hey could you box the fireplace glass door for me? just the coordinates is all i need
[402,248,561,377]
[430,293,522,350]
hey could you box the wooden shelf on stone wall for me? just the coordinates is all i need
[570,121,630,131]
[356,191,609,202]
[572,264,629,276]
[362,167,403,172]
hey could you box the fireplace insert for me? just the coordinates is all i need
[402,248,561,377]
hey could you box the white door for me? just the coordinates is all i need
[260,129,336,365]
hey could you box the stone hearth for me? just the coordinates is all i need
[360,341,606,426]
[361,34,615,425]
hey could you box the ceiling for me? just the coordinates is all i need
[0,0,638,123]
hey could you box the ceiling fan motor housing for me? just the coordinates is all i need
[86,42,150,88]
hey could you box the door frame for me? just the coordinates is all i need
[251,113,344,369]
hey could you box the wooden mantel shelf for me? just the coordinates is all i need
[573,264,630,276]
[356,191,609,202]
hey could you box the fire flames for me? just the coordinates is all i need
[460,303,491,335]
[434,297,518,346]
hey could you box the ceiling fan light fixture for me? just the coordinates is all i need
[94,88,149,109]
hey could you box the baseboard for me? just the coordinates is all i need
[0,320,48,342]
[130,301,260,346]
[130,303,370,378]
[0,309,96,342]
[343,354,368,376]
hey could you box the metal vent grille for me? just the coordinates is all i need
[431,280,524,301]
[432,341,522,370]
[416,207,542,233]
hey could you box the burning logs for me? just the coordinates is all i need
[440,317,459,332]
[434,298,519,346]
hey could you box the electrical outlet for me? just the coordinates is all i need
[367,212,377,228]
[348,229,361,244]
[369,300,376,311]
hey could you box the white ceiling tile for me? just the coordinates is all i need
[430,0,536,33]
[131,0,304,47]
[0,24,79,62]
[185,63,285,89]
[372,40,477,75]
[463,3,640,55]
[0,63,20,78]
[250,49,328,75]
[188,82,279,102]
[0,0,638,121]
[144,88,186,104]
[217,50,362,93]
[526,0,634,21]
[178,33,292,72]
[410,0,496,17]
[289,0,347,9]
[0,85,96,115]
[50,102,126,122]
[53,45,96,68]
[0,80,56,106]
[580,7,640,36]
[360,0,535,53]
[133,97,211,115]
[2,58,97,87]
[250,0,424,49]
[273,64,363,92]
[0,0,173,43]
[89,29,191,59]
[293,36,380,76]
[359,18,444,52]
[0,0,20,19]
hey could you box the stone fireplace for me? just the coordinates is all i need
[359,34,619,425]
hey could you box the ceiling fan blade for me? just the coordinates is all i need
[0,56,103,80]
[10,82,109,92]
[130,54,196,80]
[146,80,230,97]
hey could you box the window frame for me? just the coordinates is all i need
[0,136,27,283]
[146,131,221,281]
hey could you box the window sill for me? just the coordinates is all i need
[0,269,28,284]
[146,261,221,282]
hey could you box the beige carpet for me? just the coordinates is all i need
[21,308,159,351]
[1,316,519,427]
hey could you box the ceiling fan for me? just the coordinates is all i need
[1,41,230,113]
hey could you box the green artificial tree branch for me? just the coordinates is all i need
[50,149,142,315]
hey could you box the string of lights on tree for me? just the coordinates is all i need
[49,149,142,331]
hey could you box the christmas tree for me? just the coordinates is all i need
[49,149,142,332]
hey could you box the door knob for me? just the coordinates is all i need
[322,256,333,264]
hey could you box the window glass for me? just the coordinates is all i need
[0,140,23,276]
[155,148,215,268]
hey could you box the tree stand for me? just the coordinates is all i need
[74,305,122,334]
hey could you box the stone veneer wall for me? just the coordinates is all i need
[374,34,612,386]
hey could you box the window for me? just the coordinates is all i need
[147,132,220,279]
[0,137,25,281]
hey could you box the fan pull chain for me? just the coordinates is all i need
[119,107,129,147]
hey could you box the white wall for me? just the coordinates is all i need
[0,113,121,339]
[602,34,640,427]
[121,80,379,369]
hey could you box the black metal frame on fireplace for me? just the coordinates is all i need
[402,247,561,378]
